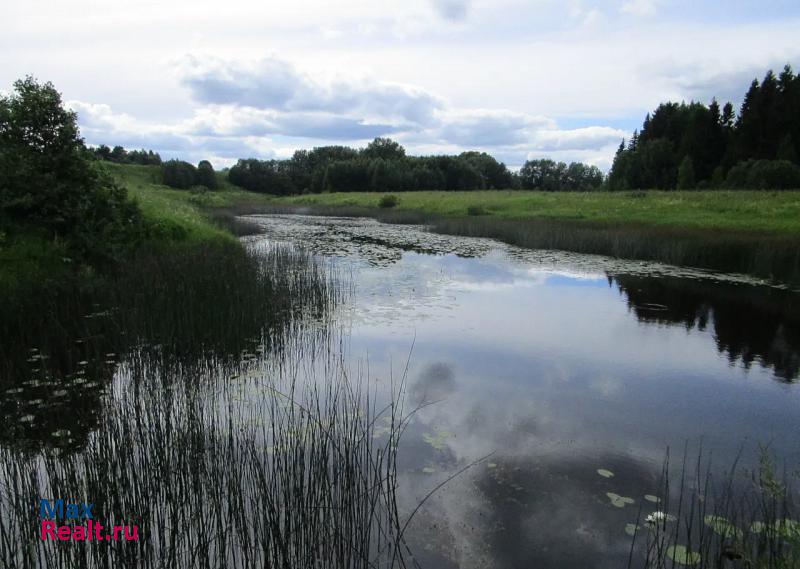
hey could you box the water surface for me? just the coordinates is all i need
[245,214,800,569]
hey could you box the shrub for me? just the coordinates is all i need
[195,160,218,190]
[162,160,197,189]
[725,160,800,190]
[378,194,398,208]
[0,77,145,263]
[466,204,487,216]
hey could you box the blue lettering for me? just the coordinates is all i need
[39,499,63,519]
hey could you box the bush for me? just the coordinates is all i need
[466,205,487,216]
[378,194,398,208]
[162,160,198,189]
[195,160,218,190]
[725,160,800,190]
[0,77,145,264]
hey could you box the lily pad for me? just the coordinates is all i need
[422,431,453,450]
[422,467,437,474]
[644,494,661,504]
[606,492,635,508]
[597,468,614,478]
[625,523,640,537]
[666,545,700,566]
[750,521,765,534]
[704,515,743,540]
[487,463,497,469]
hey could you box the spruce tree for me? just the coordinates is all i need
[677,155,696,190]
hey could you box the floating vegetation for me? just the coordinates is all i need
[487,462,498,469]
[704,515,743,540]
[422,466,438,474]
[666,545,701,566]
[597,468,615,478]
[630,447,799,569]
[644,494,660,503]
[645,511,676,524]
[607,492,635,508]
[625,523,641,537]
[422,430,453,450]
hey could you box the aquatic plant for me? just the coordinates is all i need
[628,446,799,569]
[0,355,414,569]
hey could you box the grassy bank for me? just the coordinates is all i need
[274,190,800,235]
[101,162,272,243]
[256,191,800,283]
[1,163,267,290]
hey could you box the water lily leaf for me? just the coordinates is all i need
[422,467,437,474]
[625,523,640,537]
[704,515,743,540]
[750,521,765,534]
[644,494,661,503]
[597,469,614,478]
[487,463,497,469]
[666,545,700,566]
[422,431,453,450]
[606,492,635,508]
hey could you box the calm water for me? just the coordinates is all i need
[245,215,800,569]
[2,214,799,568]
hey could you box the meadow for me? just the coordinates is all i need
[101,163,800,283]
[274,189,800,235]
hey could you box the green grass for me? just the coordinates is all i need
[272,190,800,235]
[0,163,269,291]
[101,162,272,244]
[0,225,71,290]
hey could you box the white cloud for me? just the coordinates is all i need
[531,126,627,152]
[620,0,659,17]
[178,55,443,126]
[6,0,795,171]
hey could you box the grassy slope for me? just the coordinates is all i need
[102,162,269,244]
[1,163,265,290]
[274,190,800,235]
[110,164,800,237]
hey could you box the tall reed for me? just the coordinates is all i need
[628,446,798,569]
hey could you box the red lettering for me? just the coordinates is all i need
[40,520,56,540]
[124,525,139,541]
[57,526,71,540]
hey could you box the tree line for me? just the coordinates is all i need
[227,138,605,194]
[88,144,162,165]
[608,64,800,190]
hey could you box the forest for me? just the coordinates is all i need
[608,64,800,190]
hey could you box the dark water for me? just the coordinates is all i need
[245,215,800,569]
[2,215,799,568]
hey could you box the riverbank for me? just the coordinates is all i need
[0,163,264,292]
[252,190,800,284]
[274,190,800,234]
[94,165,800,283]
[9,161,799,289]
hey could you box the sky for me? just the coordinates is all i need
[3,0,800,170]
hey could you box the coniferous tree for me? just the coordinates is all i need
[607,63,800,190]
[677,155,696,189]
